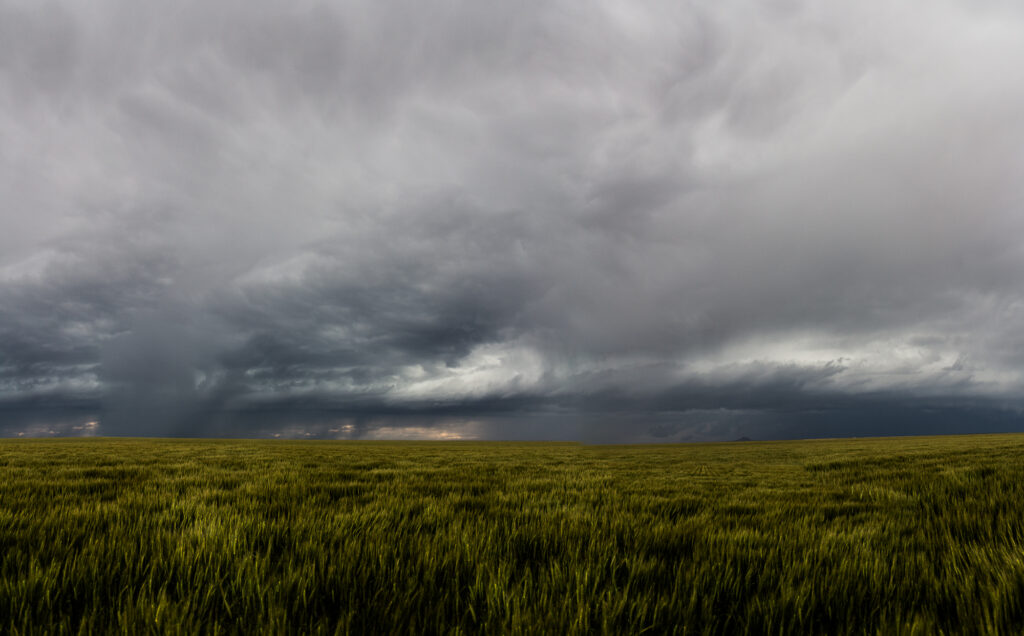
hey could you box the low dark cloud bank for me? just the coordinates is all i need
[4,0,1024,440]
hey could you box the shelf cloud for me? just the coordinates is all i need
[4,0,1024,440]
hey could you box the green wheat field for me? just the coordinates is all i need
[3,434,1024,634]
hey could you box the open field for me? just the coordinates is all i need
[3,435,1024,634]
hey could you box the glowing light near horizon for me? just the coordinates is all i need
[361,425,480,441]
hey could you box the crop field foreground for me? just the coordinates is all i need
[3,435,1024,634]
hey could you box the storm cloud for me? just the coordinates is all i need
[4,0,1024,440]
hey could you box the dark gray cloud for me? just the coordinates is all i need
[4,0,1024,440]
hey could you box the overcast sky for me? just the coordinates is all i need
[4,0,1024,441]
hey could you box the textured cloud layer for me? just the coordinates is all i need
[4,0,1024,439]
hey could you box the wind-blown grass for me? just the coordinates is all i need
[2,435,1024,634]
